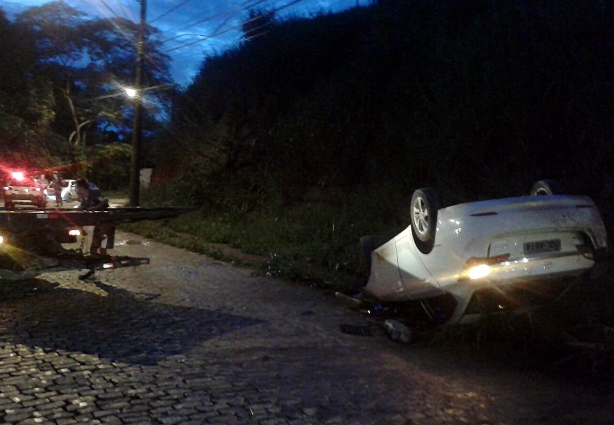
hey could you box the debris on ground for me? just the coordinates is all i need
[384,319,413,343]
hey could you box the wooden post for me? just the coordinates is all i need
[129,0,147,207]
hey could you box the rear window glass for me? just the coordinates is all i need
[8,179,40,187]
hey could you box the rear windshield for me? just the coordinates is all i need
[8,178,40,187]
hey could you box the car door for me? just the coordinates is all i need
[65,180,77,201]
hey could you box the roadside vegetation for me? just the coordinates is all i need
[123,181,408,291]
[0,1,171,183]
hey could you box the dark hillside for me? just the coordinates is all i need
[157,0,614,213]
[133,2,614,380]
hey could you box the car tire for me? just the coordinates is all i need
[360,235,376,273]
[530,180,565,196]
[5,202,13,211]
[410,188,439,254]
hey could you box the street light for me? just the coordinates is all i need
[125,88,137,98]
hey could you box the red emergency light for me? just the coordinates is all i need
[11,172,25,181]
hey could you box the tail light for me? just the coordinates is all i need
[575,245,593,259]
[574,233,600,260]
[459,254,510,281]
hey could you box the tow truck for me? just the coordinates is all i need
[0,206,193,280]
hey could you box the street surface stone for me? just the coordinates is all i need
[0,231,611,424]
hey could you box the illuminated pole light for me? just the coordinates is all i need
[125,88,137,98]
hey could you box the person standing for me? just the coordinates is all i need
[75,178,114,281]
[49,173,63,207]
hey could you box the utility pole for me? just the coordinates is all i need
[129,0,147,206]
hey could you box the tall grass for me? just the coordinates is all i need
[124,180,410,291]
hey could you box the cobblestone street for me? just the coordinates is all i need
[0,231,612,425]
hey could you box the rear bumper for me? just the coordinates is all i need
[5,195,46,204]
[441,260,595,324]
[457,275,584,324]
[481,252,593,284]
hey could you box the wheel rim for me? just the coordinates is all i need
[535,188,548,195]
[412,196,430,236]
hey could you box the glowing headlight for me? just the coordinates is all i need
[467,264,491,280]
[68,229,81,236]
[0,236,4,244]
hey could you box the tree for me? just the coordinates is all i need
[16,1,93,154]
[0,8,61,171]
[81,16,173,131]
[15,1,173,171]
[241,8,277,41]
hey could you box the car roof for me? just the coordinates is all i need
[9,178,38,184]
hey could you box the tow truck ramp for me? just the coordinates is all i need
[0,207,193,280]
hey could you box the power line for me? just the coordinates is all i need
[152,0,312,57]
[100,0,128,20]
[158,0,267,51]
[150,0,193,24]
[168,0,245,31]
[170,0,267,34]
[161,0,305,54]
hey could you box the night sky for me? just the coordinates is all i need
[4,0,369,86]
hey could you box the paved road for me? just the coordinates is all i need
[0,231,612,425]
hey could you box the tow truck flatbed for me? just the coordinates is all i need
[0,206,193,280]
[0,207,193,226]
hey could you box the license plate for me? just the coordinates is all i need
[523,239,561,255]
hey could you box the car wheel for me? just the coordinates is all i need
[530,180,565,196]
[5,202,13,210]
[360,235,376,273]
[410,188,439,254]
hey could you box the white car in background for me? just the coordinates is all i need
[44,179,78,203]
[356,180,608,326]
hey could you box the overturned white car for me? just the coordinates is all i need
[359,180,608,325]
